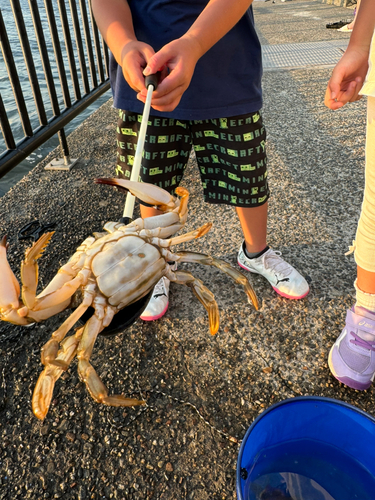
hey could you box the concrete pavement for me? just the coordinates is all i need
[0,1,372,499]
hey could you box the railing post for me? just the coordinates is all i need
[44,129,78,171]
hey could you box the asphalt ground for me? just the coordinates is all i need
[0,1,371,499]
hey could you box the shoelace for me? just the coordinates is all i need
[263,250,293,277]
[350,331,375,352]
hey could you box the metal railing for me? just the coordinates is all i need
[0,0,110,178]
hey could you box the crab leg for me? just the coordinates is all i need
[20,232,54,309]
[35,236,95,300]
[175,251,259,311]
[41,297,94,366]
[32,326,85,420]
[95,178,177,211]
[77,313,145,407]
[148,223,212,247]
[168,269,220,335]
[32,271,87,311]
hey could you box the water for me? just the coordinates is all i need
[244,439,375,500]
[0,0,112,196]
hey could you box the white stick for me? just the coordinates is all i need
[123,84,154,219]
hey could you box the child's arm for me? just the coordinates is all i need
[324,0,375,110]
[139,0,254,112]
[91,0,154,93]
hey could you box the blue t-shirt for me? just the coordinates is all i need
[110,0,263,120]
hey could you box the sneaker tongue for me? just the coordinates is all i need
[357,330,375,343]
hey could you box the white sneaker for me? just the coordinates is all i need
[140,263,176,321]
[237,242,309,299]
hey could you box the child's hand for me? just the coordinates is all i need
[324,49,369,110]
[137,36,202,112]
[120,40,156,93]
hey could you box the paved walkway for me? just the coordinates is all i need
[0,2,371,499]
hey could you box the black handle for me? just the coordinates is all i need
[118,216,133,225]
[145,72,161,90]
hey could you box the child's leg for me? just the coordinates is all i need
[115,110,193,321]
[353,96,375,283]
[117,109,187,232]
[328,96,375,390]
[192,112,309,300]
[140,205,162,218]
[236,204,268,254]
[352,95,375,310]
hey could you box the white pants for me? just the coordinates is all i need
[354,96,375,272]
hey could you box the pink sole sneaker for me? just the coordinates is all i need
[237,242,309,300]
[140,303,169,322]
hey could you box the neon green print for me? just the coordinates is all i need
[260,140,266,152]
[127,155,134,165]
[204,130,219,139]
[240,164,255,171]
[176,120,187,128]
[211,154,220,163]
[227,149,238,157]
[167,150,179,158]
[115,165,124,175]
[158,136,168,143]
[194,145,205,152]
[121,128,137,136]
[243,132,254,142]
[228,172,241,182]
[150,167,163,176]
[253,113,260,123]
[251,187,259,195]
[258,195,267,203]
[218,181,227,188]
[220,118,228,129]
[231,195,237,204]
[138,115,152,126]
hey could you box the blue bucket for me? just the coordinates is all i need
[237,396,375,500]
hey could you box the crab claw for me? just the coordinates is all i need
[0,235,21,313]
[95,178,177,211]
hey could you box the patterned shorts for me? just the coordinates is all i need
[116,110,269,207]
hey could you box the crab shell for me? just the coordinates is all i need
[90,234,166,307]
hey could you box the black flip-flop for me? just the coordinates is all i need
[326,20,352,29]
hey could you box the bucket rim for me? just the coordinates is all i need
[236,395,375,495]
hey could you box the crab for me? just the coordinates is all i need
[0,179,258,420]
